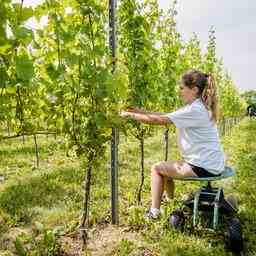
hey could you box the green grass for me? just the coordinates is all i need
[0,119,256,255]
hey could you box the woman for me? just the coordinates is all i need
[120,70,225,219]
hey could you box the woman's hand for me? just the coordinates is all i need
[126,107,146,113]
[119,110,132,119]
[119,107,141,118]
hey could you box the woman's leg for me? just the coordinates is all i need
[164,177,174,200]
[151,160,196,209]
[151,166,164,209]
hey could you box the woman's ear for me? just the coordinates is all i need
[192,86,199,96]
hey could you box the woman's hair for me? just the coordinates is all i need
[181,70,219,123]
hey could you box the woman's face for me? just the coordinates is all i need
[179,82,199,104]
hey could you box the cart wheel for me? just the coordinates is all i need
[226,195,238,210]
[225,217,243,253]
[169,209,185,230]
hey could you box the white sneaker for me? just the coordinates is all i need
[144,208,160,221]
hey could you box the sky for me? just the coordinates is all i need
[20,0,255,92]
[158,0,255,93]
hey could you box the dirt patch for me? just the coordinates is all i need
[58,224,147,256]
[0,227,31,253]
[88,225,140,255]
[58,236,83,256]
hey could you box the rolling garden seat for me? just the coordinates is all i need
[182,166,236,229]
[168,166,243,254]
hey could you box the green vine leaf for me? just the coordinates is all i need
[15,52,34,81]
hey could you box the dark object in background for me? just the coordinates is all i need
[247,104,256,117]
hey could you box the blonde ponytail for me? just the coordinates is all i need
[182,70,220,123]
[201,74,219,123]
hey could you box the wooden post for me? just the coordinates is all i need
[164,128,169,161]
[109,0,119,225]
[33,134,39,168]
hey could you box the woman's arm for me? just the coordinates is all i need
[120,110,171,125]
[126,107,163,116]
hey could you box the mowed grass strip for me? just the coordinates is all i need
[0,119,255,255]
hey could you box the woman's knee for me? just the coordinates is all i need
[151,162,165,176]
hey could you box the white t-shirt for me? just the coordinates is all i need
[165,98,225,175]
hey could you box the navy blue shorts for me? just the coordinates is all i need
[188,163,221,177]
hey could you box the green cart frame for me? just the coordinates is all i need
[169,166,243,253]
[182,166,236,229]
